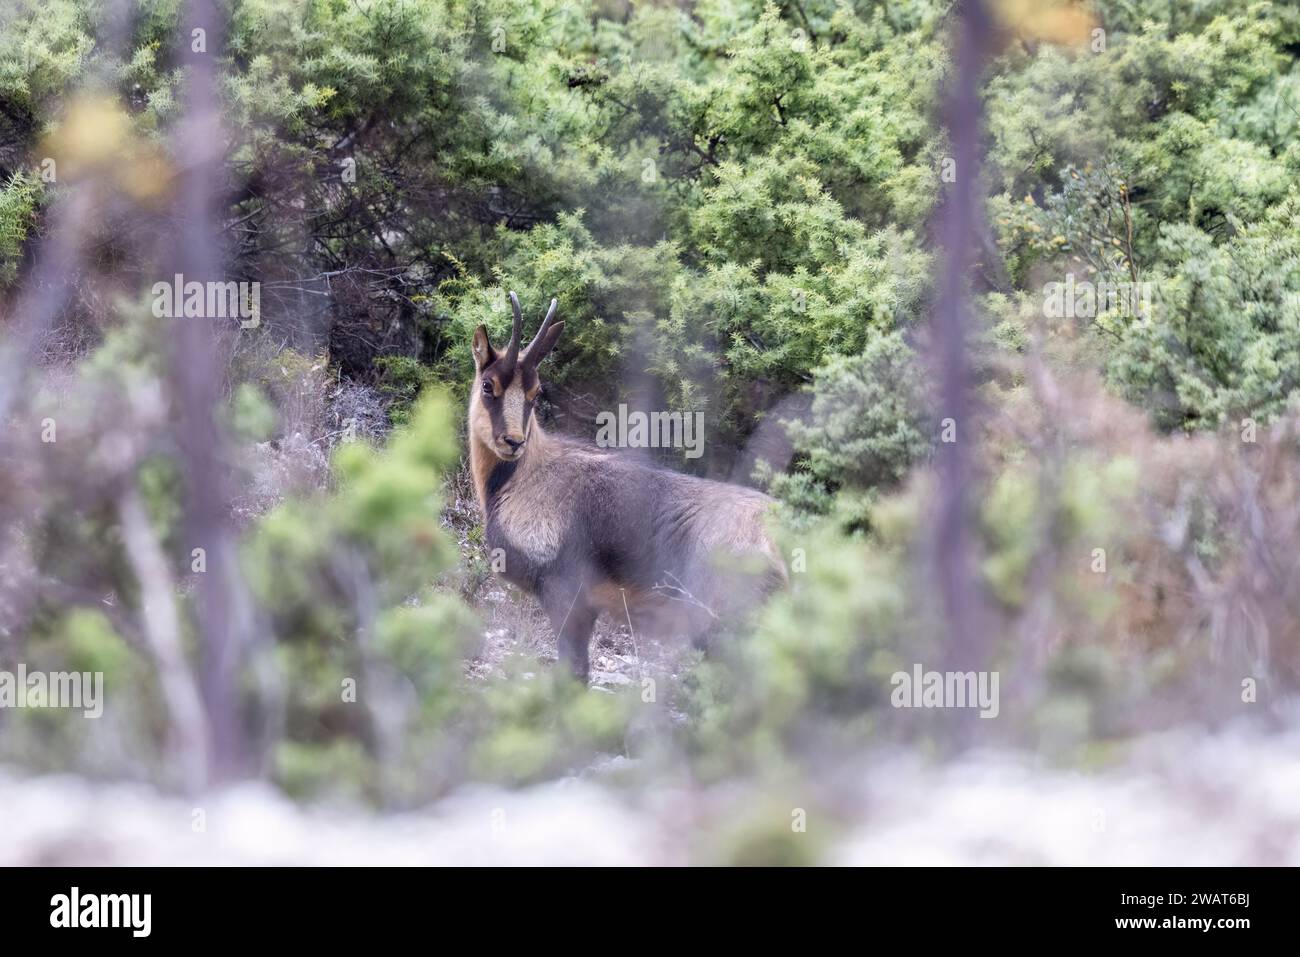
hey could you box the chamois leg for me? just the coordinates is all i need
[542,582,597,682]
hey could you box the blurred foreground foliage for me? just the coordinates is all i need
[3,0,1300,862]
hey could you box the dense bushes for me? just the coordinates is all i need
[7,2,1300,447]
[4,0,1300,810]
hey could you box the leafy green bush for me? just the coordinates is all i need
[766,329,931,519]
[1105,201,1300,429]
[0,174,39,286]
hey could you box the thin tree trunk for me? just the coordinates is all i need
[164,0,255,780]
[933,0,993,691]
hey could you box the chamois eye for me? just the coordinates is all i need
[481,380,493,397]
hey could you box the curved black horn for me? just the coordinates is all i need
[522,298,559,365]
[505,291,524,367]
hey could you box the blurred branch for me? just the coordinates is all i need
[164,0,257,781]
[118,486,211,794]
[932,0,993,689]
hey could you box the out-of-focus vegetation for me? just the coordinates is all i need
[3,0,1300,861]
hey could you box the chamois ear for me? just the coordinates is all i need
[526,321,564,367]
[472,325,497,372]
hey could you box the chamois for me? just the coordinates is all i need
[468,292,787,680]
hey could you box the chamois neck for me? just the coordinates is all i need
[469,420,551,515]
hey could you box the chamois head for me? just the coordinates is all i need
[470,291,564,461]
